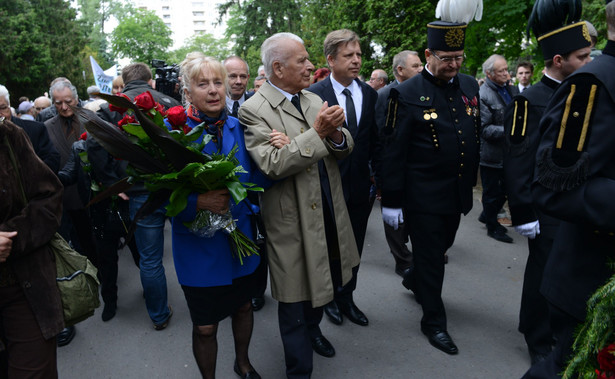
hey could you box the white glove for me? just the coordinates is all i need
[382,207,404,230]
[514,220,540,239]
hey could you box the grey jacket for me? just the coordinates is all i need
[479,78,517,168]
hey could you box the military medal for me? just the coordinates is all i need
[431,112,438,119]
[424,113,431,120]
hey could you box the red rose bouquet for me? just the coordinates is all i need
[74,92,262,263]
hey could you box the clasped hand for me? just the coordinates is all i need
[313,101,345,142]
[196,189,230,215]
[514,220,540,239]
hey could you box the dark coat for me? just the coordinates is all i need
[11,116,60,173]
[308,76,380,206]
[532,41,615,321]
[503,75,559,226]
[479,78,518,168]
[0,119,64,348]
[375,80,399,129]
[380,69,480,215]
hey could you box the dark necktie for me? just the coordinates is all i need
[231,101,239,117]
[291,95,303,117]
[342,88,357,133]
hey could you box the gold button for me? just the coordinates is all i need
[458,174,462,178]
[460,163,464,168]
[431,112,438,119]
[426,97,430,101]
[461,152,465,157]
[432,134,437,138]
[462,141,466,145]
[435,144,439,147]
[573,112,580,118]
[424,114,431,120]
[301,128,305,133]
[452,108,457,112]
[434,139,438,142]
[458,130,462,134]
[454,119,459,123]
[449,97,453,102]
[312,203,317,210]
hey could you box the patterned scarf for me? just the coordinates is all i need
[187,105,228,152]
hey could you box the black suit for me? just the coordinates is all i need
[11,116,60,173]
[503,76,560,358]
[308,76,379,300]
[523,41,615,378]
[380,69,480,333]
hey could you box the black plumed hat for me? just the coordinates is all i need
[427,0,483,52]
[528,0,591,60]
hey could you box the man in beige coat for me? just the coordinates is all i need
[240,32,360,379]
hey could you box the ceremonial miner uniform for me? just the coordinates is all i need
[380,19,481,353]
[526,40,615,378]
[504,17,592,367]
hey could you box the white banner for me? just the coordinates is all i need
[89,56,117,94]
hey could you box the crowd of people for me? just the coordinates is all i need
[0,0,614,378]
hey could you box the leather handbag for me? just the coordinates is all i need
[3,125,100,326]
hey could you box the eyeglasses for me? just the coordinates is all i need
[369,78,383,82]
[430,51,465,64]
[410,64,423,69]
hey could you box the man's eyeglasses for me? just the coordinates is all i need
[410,64,423,69]
[430,51,465,64]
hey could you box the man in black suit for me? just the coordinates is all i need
[374,50,423,278]
[0,85,59,173]
[308,29,379,329]
[224,56,253,118]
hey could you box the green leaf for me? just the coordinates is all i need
[226,180,247,204]
[122,123,149,139]
[165,186,192,217]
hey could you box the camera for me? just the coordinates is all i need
[151,60,181,102]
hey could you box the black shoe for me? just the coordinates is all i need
[496,224,508,234]
[324,300,343,325]
[251,296,265,312]
[424,330,458,355]
[337,300,368,326]
[57,326,76,347]
[478,212,486,224]
[395,266,412,278]
[311,335,335,357]
[529,351,550,366]
[401,267,415,291]
[233,360,261,379]
[488,229,513,243]
[101,302,117,322]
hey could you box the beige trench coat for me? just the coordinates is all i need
[240,82,360,307]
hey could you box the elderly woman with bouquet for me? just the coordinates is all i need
[168,52,265,379]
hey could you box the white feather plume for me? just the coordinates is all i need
[435,0,483,23]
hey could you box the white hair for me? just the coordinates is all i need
[482,54,506,76]
[0,84,9,104]
[50,81,78,102]
[261,33,304,78]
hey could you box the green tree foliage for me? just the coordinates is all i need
[168,33,231,64]
[110,8,173,65]
[0,0,88,105]
[217,0,303,77]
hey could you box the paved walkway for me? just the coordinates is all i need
[58,196,530,378]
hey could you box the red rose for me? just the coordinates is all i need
[79,132,87,141]
[118,115,136,127]
[598,344,615,371]
[108,93,132,114]
[154,102,166,116]
[166,106,187,129]
[182,125,191,135]
[134,91,156,111]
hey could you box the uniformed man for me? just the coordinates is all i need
[503,10,592,366]
[380,18,481,354]
[521,2,615,377]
